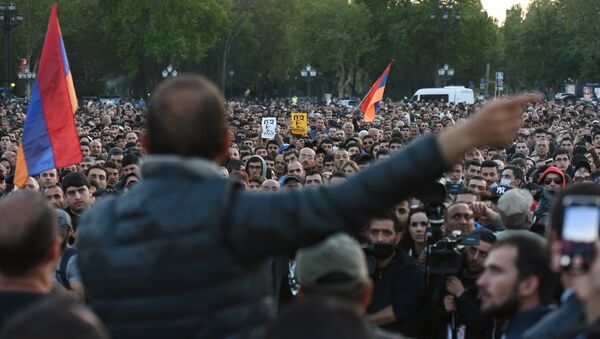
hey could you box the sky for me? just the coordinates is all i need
[481,0,531,25]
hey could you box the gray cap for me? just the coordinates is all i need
[497,189,534,229]
[53,209,72,234]
[296,233,368,292]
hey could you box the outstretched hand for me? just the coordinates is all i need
[438,94,541,165]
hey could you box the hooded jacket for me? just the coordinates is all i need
[245,155,267,178]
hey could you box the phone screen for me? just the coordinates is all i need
[563,205,600,243]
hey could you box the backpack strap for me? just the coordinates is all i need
[56,247,78,290]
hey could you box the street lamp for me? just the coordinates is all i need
[17,67,35,97]
[0,2,23,91]
[161,64,178,78]
[438,64,455,86]
[300,64,317,98]
[228,70,234,98]
[430,0,460,86]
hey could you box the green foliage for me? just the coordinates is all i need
[4,0,599,96]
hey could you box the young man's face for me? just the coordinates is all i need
[65,185,92,213]
[477,246,521,317]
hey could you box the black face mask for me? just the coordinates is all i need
[372,243,396,259]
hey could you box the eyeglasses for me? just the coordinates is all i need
[543,178,562,185]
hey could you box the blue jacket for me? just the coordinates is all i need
[77,136,449,339]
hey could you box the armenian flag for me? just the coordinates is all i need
[14,3,81,187]
[359,61,394,122]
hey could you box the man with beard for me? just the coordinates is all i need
[442,230,497,339]
[477,235,553,339]
[364,212,424,337]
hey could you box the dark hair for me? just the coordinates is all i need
[305,170,322,178]
[550,183,600,239]
[471,229,497,244]
[493,235,553,303]
[369,210,402,233]
[61,173,91,192]
[553,148,570,159]
[464,159,481,169]
[481,160,498,169]
[503,165,524,181]
[0,191,57,276]
[103,162,118,171]
[86,165,106,177]
[0,297,110,339]
[265,300,373,339]
[147,75,227,159]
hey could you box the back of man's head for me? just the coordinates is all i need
[0,297,110,339]
[296,233,370,307]
[147,75,227,159]
[0,190,57,277]
[265,299,373,339]
[497,189,534,230]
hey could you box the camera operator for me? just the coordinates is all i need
[364,211,425,337]
[443,229,497,339]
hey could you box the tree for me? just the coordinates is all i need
[99,0,229,95]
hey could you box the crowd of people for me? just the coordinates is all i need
[0,74,599,339]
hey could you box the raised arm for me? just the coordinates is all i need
[227,95,540,259]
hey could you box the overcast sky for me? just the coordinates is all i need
[481,0,531,24]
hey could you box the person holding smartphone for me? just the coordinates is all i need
[525,184,600,338]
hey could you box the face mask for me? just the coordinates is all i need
[372,243,396,259]
[500,178,512,187]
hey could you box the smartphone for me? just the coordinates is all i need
[561,195,600,273]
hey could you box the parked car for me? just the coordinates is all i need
[410,86,475,104]
[337,99,360,108]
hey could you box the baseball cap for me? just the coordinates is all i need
[496,189,533,227]
[283,175,303,185]
[53,209,72,234]
[278,143,290,154]
[296,233,369,293]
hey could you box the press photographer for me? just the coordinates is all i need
[442,230,497,339]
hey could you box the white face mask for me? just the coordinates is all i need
[499,178,512,187]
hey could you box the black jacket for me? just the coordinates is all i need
[77,136,449,339]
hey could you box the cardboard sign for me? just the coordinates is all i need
[261,117,277,139]
[290,112,308,135]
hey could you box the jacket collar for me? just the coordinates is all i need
[141,154,224,180]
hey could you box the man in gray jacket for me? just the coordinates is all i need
[77,74,537,339]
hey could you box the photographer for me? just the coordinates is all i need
[365,211,425,337]
[442,230,497,339]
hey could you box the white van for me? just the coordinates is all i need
[410,86,475,104]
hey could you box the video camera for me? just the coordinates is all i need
[427,231,480,275]
[418,183,480,276]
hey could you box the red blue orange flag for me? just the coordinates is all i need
[14,3,80,187]
[359,61,394,122]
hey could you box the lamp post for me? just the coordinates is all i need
[430,0,460,86]
[0,3,23,91]
[300,64,317,98]
[17,68,35,98]
[228,69,234,99]
[437,64,455,88]
[161,64,178,78]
